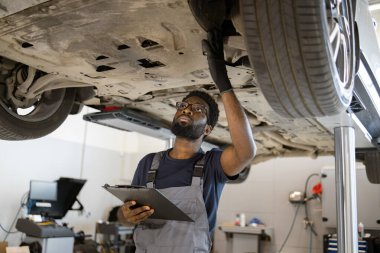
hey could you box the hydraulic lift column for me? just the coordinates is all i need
[334,126,358,253]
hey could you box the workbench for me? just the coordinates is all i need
[219,225,273,253]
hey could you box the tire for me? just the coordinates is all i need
[239,0,356,118]
[356,149,380,184]
[363,151,380,184]
[0,88,76,140]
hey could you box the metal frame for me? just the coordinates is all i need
[334,126,358,253]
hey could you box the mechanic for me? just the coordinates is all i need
[118,29,256,253]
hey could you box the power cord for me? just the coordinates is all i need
[278,204,301,253]
[1,191,29,241]
[304,173,319,236]
[304,173,320,253]
[0,224,18,234]
[278,173,321,253]
[2,204,22,241]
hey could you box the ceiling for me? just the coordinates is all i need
[369,0,380,5]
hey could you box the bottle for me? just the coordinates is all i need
[358,222,364,239]
[240,213,246,227]
[234,214,240,226]
[21,204,28,218]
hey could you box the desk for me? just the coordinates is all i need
[219,225,273,253]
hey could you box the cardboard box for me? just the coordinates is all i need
[0,242,7,253]
[5,246,29,253]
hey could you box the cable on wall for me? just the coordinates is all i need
[304,173,319,236]
[1,191,28,241]
[277,204,302,253]
[0,224,18,234]
[279,172,322,253]
[304,173,321,253]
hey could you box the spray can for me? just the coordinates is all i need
[358,222,364,239]
[240,213,246,227]
[235,214,240,226]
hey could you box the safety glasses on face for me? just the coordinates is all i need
[175,101,207,115]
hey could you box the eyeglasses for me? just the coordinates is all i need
[175,101,207,115]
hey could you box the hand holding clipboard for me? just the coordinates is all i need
[103,184,193,222]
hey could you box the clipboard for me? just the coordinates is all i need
[103,184,194,222]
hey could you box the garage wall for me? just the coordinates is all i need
[214,156,337,253]
[215,158,378,253]
[0,107,370,253]
[0,106,166,246]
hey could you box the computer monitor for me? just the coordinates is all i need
[27,177,86,219]
[29,180,58,202]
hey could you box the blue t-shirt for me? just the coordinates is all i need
[132,148,235,233]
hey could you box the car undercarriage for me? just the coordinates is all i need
[0,0,380,181]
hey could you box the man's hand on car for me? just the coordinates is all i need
[202,28,232,94]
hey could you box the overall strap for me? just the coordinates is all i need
[191,152,206,186]
[193,153,205,177]
[147,150,206,188]
[146,151,165,188]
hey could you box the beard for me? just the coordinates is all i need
[170,120,206,140]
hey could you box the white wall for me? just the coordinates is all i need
[215,156,336,253]
[0,106,166,246]
[214,157,380,253]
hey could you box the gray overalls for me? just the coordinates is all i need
[133,151,212,253]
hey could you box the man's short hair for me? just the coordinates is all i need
[183,90,219,128]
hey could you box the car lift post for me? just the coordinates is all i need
[334,126,358,253]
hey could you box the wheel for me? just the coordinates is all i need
[357,149,380,184]
[239,0,356,118]
[364,151,380,184]
[0,88,76,140]
[356,149,380,184]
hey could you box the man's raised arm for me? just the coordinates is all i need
[202,29,256,176]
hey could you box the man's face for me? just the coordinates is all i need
[171,96,210,140]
